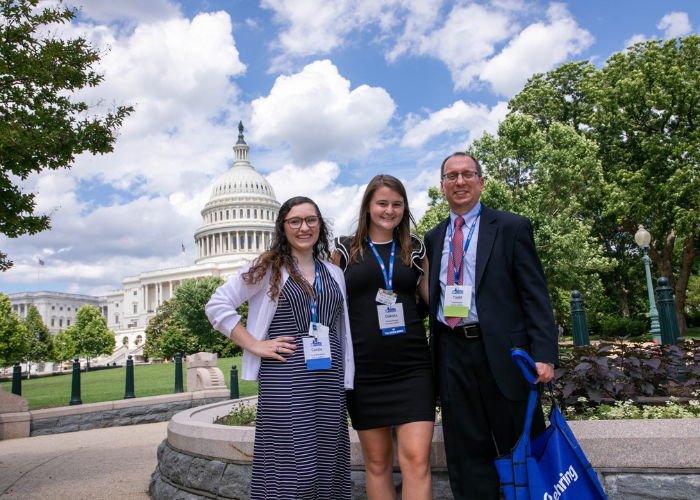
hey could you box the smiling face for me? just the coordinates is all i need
[368,186,405,238]
[440,154,484,215]
[284,202,320,257]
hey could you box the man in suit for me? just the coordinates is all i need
[424,152,558,500]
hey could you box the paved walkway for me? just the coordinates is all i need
[0,422,168,499]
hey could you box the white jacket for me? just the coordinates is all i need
[205,260,355,389]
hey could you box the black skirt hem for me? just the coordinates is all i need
[350,413,436,431]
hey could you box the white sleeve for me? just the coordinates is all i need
[205,264,268,338]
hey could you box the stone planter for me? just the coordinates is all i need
[150,398,700,500]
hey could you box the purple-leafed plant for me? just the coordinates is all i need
[554,338,700,406]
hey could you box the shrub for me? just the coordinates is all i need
[554,394,700,420]
[597,317,647,337]
[220,403,257,426]
[554,338,700,405]
[685,311,700,328]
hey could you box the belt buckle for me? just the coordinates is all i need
[463,325,479,339]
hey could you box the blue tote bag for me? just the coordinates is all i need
[494,349,608,500]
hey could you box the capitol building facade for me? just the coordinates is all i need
[9,123,279,364]
[104,123,280,356]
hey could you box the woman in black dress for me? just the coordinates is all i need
[333,175,433,500]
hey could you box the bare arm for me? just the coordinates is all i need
[230,322,296,363]
[418,255,430,304]
[331,250,342,267]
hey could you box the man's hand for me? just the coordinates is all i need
[534,362,554,384]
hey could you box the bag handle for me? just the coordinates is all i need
[510,348,552,463]
[511,348,539,388]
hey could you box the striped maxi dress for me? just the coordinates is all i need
[250,262,351,499]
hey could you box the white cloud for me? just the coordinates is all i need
[265,162,365,235]
[1,10,250,294]
[399,2,518,89]
[1,171,204,293]
[624,34,648,49]
[250,60,395,165]
[67,0,181,24]
[402,101,508,148]
[477,3,594,96]
[262,0,591,96]
[262,0,403,59]
[657,12,693,39]
[264,162,437,238]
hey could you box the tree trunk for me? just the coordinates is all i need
[648,227,697,334]
[674,226,696,334]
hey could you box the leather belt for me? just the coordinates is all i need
[441,322,482,339]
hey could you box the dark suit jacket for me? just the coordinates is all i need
[425,204,558,402]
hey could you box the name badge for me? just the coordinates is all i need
[303,327,331,370]
[377,303,406,336]
[375,288,397,306]
[308,322,330,340]
[444,285,472,318]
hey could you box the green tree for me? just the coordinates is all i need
[22,304,53,378]
[160,326,188,360]
[472,115,614,322]
[52,329,75,364]
[143,299,180,359]
[508,37,700,332]
[66,305,115,370]
[0,293,27,367]
[589,36,700,332]
[173,276,244,356]
[174,277,225,353]
[687,273,700,314]
[0,0,133,271]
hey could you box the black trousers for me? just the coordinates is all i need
[438,324,545,500]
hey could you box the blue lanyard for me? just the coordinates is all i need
[367,237,395,291]
[447,207,481,284]
[293,259,322,327]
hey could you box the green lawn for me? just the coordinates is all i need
[566,326,700,344]
[17,356,259,409]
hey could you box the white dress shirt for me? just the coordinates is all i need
[437,201,482,327]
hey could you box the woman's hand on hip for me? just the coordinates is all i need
[249,337,297,362]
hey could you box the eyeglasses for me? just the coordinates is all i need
[442,171,480,183]
[284,216,320,229]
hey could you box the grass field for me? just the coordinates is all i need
[565,326,700,343]
[16,356,259,409]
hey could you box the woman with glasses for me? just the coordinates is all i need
[206,196,354,499]
[333,175,433,500]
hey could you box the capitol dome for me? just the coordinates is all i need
[194,122,281,265]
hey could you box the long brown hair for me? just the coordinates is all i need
[242,196,332,301]
[348,174,416,267]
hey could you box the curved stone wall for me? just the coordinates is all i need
[150,398,700,500]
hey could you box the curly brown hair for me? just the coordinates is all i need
[242,196,332,301]
[347,174,416,267]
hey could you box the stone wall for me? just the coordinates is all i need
[31,397,228,436]
[149,399,700,500]
[0,389,230,440]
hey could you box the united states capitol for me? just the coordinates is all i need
[8,123,279,369]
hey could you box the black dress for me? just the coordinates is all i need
[250,263,351,499]
[336,235,434,430]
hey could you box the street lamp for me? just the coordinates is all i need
[634,225,661,343]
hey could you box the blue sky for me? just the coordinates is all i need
[1,0,699,296]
